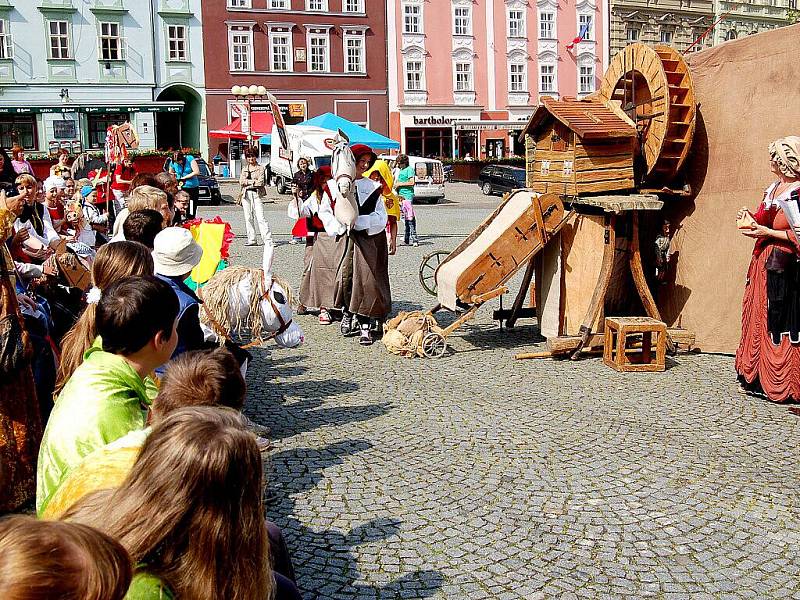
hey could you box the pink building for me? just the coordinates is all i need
[387,0,609,159]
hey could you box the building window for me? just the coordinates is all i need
[88,112,129,149]
[405,60,423,90]
[269,0,289,8]
[270,32,291,71]
[626,27,640,42]
[167,25,188,61]
[308,32,329,72]
[539,12,554,39]
[306,0,327,9]
[48,20,71,60]
[0,20,12,60]
[725,29,737,40]
[227,0,251,7]
[229,29,253,71]
[455,61,473,91]
[509,62,526,92]
[453,6,471,36]
[403,4,422,34]
[540,64,555,92]
[343,0,364,11]
[579,64,594,93]
[344,32,365,73]
[578,14,593,41]
[99,22,124,61]
[0,116,37,150]
[790,0,797,9]
[508,10,525,37]
[660,29,673,44]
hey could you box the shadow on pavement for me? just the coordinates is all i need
[268,441,444,599]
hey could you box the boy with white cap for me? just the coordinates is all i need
[152,227,205,366]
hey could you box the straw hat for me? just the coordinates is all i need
[152,227,203,277]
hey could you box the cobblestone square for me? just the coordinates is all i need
[210,184,800,599]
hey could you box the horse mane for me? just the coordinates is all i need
[201,266,295,345]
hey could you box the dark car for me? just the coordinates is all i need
[195,157,222,205]
[478,165,526,196]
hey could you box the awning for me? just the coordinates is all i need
[0,102,184,115]
[295,112,400,149]
[209,112,275,140]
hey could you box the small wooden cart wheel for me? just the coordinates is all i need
[419,250,450,296]
[421,332,447,358]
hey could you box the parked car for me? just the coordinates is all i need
[478,165,527,196]
[194,157,222,205]
[380,155,446,204]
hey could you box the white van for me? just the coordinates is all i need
[270,125,337,194]
[380,155,446,204]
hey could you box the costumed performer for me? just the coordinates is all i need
[0,188,43,512]
[364,158,401,255]
[334,145,391,346]
[297,166,347,325]
[735,135,800,402]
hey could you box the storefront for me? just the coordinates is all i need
[0,102,184,155]
[398,109,482,159]
[452,119,530,159]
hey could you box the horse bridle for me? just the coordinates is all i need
[199,269,293,349]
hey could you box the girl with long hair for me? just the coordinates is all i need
[54,241,154,396]
[64,406,301,600]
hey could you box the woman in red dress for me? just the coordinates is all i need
[735,136,800,402]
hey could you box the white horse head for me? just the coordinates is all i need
[200,239,304,349]
[330,129,358,228]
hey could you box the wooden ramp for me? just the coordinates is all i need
[435,191,570,311]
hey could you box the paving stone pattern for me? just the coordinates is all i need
[208,184,800,599]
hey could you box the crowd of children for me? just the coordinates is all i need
[0,149,303,599]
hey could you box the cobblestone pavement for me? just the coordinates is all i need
[205,183,800,599]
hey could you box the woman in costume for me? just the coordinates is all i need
[298,166,347,325]
[735,136,800,401]
[335,145,391,345]
[0,186,43,511]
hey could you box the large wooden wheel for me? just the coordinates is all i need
[597,43,695,183]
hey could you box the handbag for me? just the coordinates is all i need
[57,252,92,291]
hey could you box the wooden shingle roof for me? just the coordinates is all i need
[520,96,637,141]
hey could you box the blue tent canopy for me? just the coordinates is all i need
[259,112,399,149]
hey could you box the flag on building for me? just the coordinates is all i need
[566,22,591,50]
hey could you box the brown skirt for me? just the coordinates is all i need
[334,230,392,319]
[300,234,347,310]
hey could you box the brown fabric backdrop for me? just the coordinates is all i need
[658,25,800,353]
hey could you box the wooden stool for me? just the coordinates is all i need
[603,316,667,372]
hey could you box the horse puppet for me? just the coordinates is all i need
[198,235,305,354]
[330,130,359,229]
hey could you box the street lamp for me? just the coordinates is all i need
[230,84,274,148]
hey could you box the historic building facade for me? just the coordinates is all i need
[0,0,207,155]
[201,0,389,160]
[609,0,715,56]
[712,0,791,44]
[609,0,791,57]
[388,0,609,159]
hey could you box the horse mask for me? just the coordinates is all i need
[330,130,358,229]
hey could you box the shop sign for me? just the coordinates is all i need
[288,103,305,118]
[413,116,460,126]
[0,107,78,114]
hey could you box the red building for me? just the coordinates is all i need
[201,0,388,163]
